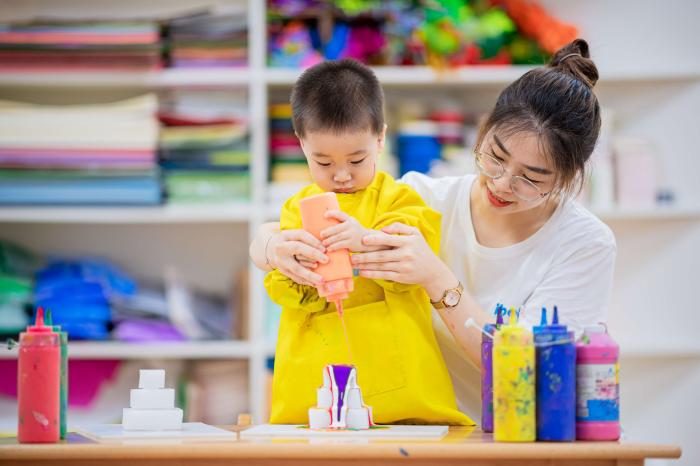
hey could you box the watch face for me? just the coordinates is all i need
[444,290,460,307]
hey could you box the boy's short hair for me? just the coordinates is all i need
[291,59,385,137]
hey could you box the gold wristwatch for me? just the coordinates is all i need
[430,282,463,309]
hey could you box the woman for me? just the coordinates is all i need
[250,39,616,417]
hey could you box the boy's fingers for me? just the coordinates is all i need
[326,240,351,252]
[322,232,348,247]
[324,210,349,222]
[320,223,345,239]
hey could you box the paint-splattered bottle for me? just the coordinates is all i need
[45,309,68,440]
[481,304,504,433]
[534,306,576,441]
[493,308,535,442]
[17,307,60,443]
[576,324,620,440]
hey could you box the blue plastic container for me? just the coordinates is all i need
[533,306,576,442]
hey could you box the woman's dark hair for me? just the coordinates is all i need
[475,39,601,195]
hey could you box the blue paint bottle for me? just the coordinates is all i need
[534,306,576,442]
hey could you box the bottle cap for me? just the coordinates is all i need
[584,324,607,334]
[28,307,54,334]
[318,278,354,302]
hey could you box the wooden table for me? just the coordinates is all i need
[0,426,681,466]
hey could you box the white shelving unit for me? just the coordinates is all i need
[1,0,699,430]
[0,340,253,360]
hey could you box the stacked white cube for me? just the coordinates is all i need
[122,369,183,431]
[308,365,373,430]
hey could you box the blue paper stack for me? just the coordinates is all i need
[34,259,136,340]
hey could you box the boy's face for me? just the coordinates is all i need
[298,126,386,193]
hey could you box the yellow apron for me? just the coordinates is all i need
[266,172,473,426]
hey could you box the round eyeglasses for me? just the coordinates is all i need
[474,151,550,202]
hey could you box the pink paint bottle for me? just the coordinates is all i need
[300,192,355,362]
[299,192,354,313]
[575,324,620,441]
[17,307,60,443]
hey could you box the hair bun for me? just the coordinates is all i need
[549,38,599,88]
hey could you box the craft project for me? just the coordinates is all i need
[122,369,183,431]
[308,364,373,430]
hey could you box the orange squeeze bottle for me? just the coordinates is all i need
[299,192,354,315]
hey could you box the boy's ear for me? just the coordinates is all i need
[377,124,388,150]
[296,133,306,151]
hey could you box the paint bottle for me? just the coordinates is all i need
[299,192,355,360]
[493,308,535,442]
[534,306,576,441]
[17,307,60,443]
[576,324,620,441]
[45,309,69,440]
[481,304,504,433]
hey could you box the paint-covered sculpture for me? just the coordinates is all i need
[308,364,373,430]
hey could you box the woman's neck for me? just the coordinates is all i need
[469,180,559,248]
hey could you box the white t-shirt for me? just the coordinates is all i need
[400,172,617,419]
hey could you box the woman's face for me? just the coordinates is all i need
[474,130,558,215]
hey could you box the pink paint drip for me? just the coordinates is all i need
[334,300,353,364]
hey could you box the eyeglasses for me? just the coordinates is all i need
[474,151,550,202]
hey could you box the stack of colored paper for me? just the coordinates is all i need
[269,103,309,183]
[0,241,42,338]
[159,90,250,203]
[167,13,247,68]
[0,20,161,71]
[0,95,162,205]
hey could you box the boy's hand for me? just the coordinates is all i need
[320,210,372,253]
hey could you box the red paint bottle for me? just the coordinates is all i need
[17,307,60,443]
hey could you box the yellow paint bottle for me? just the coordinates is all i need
[493,308,536,442]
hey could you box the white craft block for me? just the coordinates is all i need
[346,388,363,409]
[317,387,332,409]
[308,408,331,429]
[346,407,371,430]
[122,407,183,431]
[138,369,165,389]
[130,388,175,409]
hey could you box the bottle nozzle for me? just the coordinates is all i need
[35,307,45,327]
[509,307,518,325]
[45,308,53,326]
[553,305,559,325]
[495,304,504,326]
[28,307,53,333]
[540,307,548,326]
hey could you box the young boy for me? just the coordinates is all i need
[265,59,471,426]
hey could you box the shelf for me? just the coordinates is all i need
[265,66,700,87]
[592,206,700,221]
[0,340,253,360]
[0,203,254,224]
[1,203,697,224]
[265,66,537,87]
[1,66,696,89]
[0,68,251,88]
[620,344,700,359]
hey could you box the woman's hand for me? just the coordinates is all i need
[267,229,328,286]
[351,222,454,299]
